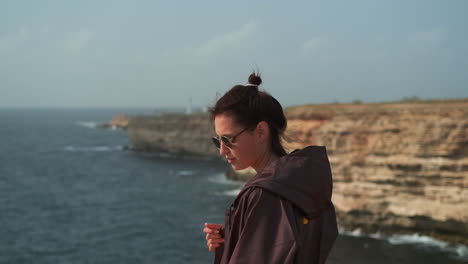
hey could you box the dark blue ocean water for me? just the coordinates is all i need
[0,108,466,264]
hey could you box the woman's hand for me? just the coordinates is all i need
[203,223,224,252]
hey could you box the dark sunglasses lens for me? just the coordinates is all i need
[212,137,220,148]
[221,136,232,148]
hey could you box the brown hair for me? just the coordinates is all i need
[209,73,288,157]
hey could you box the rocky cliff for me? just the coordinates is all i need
[126,99,468,245]
[128,113,218,155]
[284,100,468,245]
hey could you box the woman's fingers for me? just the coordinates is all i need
[208,238,225,244]
[203,227,219,234]
[206,233,221,240]
[205,223,223,230]
[206,236,225,252]
[203,223,224,252]
[208,243,221,252]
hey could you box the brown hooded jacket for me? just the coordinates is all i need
[214,146,338,264]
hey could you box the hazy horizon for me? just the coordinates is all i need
[1,1,467,108]
[0,96,466,111]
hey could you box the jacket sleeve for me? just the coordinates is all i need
[228,188,298,264]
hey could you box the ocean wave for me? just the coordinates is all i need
[75,121,123,130]
[75,121,100,129]
[176,170,194,176]
[207,173,243,197]
[207,173,245,185]
[388,233,449,247]
[222,188,242,196]
[211,188,242,197]
[168,170,196,176]
[64,145,127,152]
[340,228,468,260]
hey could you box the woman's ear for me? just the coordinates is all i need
[255,121,270,142]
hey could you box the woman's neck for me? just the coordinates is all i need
[252,150,279,174]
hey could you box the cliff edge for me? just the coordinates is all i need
[127,99,468,244]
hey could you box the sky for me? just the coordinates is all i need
[1,0,467,108]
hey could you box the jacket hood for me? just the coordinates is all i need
[238,146,334,219]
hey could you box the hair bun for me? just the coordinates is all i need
[247,73,262,86]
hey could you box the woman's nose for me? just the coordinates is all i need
[219,142,229,156]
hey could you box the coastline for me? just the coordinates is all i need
[120,99,468,246]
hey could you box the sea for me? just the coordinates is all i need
[0,108,466,264]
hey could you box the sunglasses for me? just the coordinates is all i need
[212,127,248,149]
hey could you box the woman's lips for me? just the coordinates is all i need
[227,157,236,163]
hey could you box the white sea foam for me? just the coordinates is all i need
[207,173,243,197]
[341,228,364,237]
[222,188,242,196]
[168,169,196,176]
[455,246,468,260]
[207,173,244,185]
[175,170,195,176]
[340,228,468,260]
[75,121,100,129]
[211,188,242,197]
[387,234,468,260]
[388,234,448,247]
[75,121,123,130]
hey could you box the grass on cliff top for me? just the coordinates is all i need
[284,97,468,120]
[285,97,468,111]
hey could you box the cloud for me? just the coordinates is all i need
[62,30,95,57]
[0,26,95,60]
[300,37,329,56]
[189,22,257,59]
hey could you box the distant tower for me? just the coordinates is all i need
[186,97,192,114]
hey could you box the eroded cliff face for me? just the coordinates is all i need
[128,113,218,156]
[283,101,468,244]
[126,100,468,244]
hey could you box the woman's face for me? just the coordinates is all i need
[214,114,260,170]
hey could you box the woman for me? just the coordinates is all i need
[203,73,338,264]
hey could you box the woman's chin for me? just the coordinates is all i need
[231,163,248,171]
